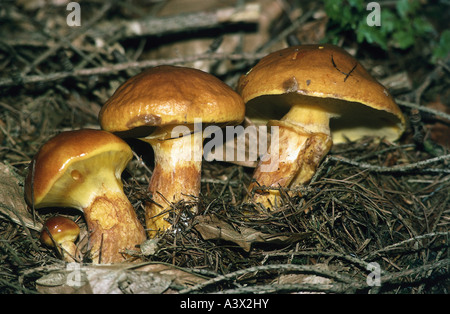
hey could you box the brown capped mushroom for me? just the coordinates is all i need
[40,216,80,262]
[238,44,406,209]
[99,65,245,237]
[25,129,146,264]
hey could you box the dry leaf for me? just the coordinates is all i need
[36,263,170,294]
[0,162,42,231]
[426,95,450,148]
[194,215,253,251]
[194,215,312,252]
[35,262,208,294]
[272,263,334,294]
[135,263,208,287]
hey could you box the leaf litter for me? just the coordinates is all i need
[0,0,449,294]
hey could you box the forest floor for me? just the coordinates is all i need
[0,0,449,294]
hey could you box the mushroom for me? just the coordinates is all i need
[25,129,147,264]
[99,65,245,237]
[238,44,406,209]
[40,216,80,262]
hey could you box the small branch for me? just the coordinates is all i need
[193,258,450,294]
[412,64,444,105]
[0,52,267,88]
[379,258,450,287]
[263,250,387,274]
[178,263,356,294]
[328,154,450,174]
[217,282,350,294]
[396,99,450,121]
[20,2,114,76]
[365,231,450,260]
[255,6,316,53]
[93,3,260,40]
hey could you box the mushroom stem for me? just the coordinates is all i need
[247,104,333,210]
[58,242,78,262]
[83,179,147,264]
[143,131,203,237]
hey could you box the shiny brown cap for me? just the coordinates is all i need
[238,44,406,143]
[25,129,132,210]
[99,65,245,135]
[40,216,80,247]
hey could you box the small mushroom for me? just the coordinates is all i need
[40,216,80,262]
[99,65,245,237]
[238,44,406,209]
[25,129,146,264]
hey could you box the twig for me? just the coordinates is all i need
[262,250,388,275]
[91,3,260,40]
[396,99,450,121]
[217,282,350,294]
[354,144,416,161]
[208,258,450,294]
[412,65,444,105]
[379,258,450,287]
[179,263,355,294]
[364,231,450,260]
[327,154,450,174]
[0,52,267,88]
[331,54,358,82]
[201,178,241,186]
[20,2,113,76]
[255,6,316,53]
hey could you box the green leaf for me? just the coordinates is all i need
[432,30,450,62]
[392,28,416,49]
[396,0,421,19]
[357,22,388,50]
[396,0,411,19]
[380,10,398,34]
[412,16,435,35]
[348,0,364,9]
[323,0,437,52]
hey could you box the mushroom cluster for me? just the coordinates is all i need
[26,65,245,262]
[27,44,405,264]
[99,65,245,237]
[25,129,146,264]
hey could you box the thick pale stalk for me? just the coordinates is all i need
[83,184,147,264]
[247,104,333,210]
[144,132,203,237]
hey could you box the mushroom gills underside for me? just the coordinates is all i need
[245,93,404,144]
[35,151,130,210]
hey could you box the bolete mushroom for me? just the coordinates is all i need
[238,44,406,209]
[25,129,146,264]
[99,65,245,237]
[40,216,80,262]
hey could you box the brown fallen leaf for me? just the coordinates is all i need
[426,95,450,149]
[135,263,208,287]
[0,162,42,231]
[194,215,312,252]
[35,262,208,294]
[271,263,334,294]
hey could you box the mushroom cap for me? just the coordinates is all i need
[238,44,406,143]
[40,216,80,247]
[25,129,132,210]
[98,65,245,136]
